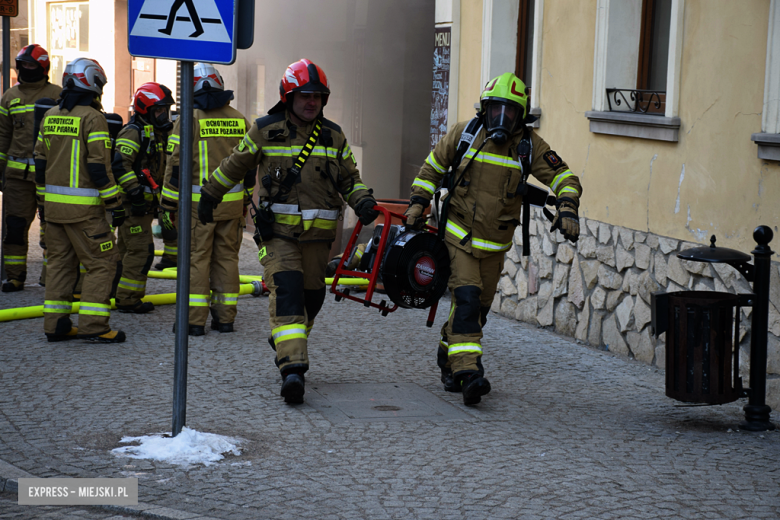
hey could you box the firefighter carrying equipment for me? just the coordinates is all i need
[201,60,374,382]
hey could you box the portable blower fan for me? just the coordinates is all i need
[331,206,450,327]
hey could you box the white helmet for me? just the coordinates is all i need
[62,57,107,96]
[193,63,224,94]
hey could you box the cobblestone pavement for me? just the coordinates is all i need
[1,221,779,519]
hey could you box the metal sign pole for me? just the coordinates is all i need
[1,15,9,283]
[172,61,194,438]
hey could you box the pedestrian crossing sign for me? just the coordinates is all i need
[128,0,238,64]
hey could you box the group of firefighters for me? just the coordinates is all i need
[0,44,582,407]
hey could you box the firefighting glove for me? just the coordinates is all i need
[127,186,147,217]
[198,191,219,225]
[403,196,429,230]
[550,197,580,243]
[111,206,126,228]
[37,204,45,222]
[355,197,379,226]
[160,208,176,230]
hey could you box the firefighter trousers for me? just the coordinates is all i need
[162,236,177,265]
[438,244,504,378]
[188,217,242,327]
[115,211,155,307]
[44,217,119,336]
[259,238,330,375]
[2,177,38,282]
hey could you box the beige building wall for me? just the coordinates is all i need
[457,0,482,121]
[454,0,780,258]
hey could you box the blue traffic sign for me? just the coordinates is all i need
[128,0,238,64]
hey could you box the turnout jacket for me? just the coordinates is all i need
[0,79,62,182]
[161,104,254,222]
[411,120,582,259]
[111,117,168,213]
[33,103,121,224]
[201,110,373,243]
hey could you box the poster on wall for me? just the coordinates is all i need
[430,26,450,150]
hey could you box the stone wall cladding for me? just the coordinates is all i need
[491,209,780,408]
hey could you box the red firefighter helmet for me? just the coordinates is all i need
[133,82,174,115]
[16,44,50,74]
[279,59,330,106]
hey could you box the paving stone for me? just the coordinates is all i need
[1,221,779,520]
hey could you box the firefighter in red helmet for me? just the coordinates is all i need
[0,44,61,292]
[197,58,379,404]
[111,82,175,313]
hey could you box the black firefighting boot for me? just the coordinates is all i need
[437,346,460,392]
[154,258,177,271]
[210,320,234,333]
[171,323,206,336]
[46,317,79,342]
[2,279,24,292]
[280,370,305,404]
[457,371,491,406]
[80,330,127,343]
[117,301,155,314]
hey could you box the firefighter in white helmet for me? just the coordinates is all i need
[405,72,582,405]
[160,63,255,336]
[34,57,126,343]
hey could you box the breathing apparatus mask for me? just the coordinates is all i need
[18,64,45,84]
[484,100,520,145]
[149,106,173,132]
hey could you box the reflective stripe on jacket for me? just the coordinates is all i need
[0,80,62,181]
[410,120,583,258]
[200,110,372,243]
[33,103,119,224]
[161,105,251,222]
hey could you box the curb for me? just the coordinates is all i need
[0,458,221,520]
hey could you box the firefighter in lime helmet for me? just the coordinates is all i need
[112,82,175,313]
[0,44,61,292]
[404,72,582,405]
[197,59,379,405]
[160,63,254,336]
[34,57,126,343]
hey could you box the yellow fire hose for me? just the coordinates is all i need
[147,269,369,286]
[0,282,261,323]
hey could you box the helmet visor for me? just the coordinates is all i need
[485,101,519,135]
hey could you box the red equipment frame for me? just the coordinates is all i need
[330,205,441,327]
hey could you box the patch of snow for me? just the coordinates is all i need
[112,427,243,467]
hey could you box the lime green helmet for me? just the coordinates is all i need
[480,73,528,143]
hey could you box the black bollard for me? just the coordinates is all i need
[741,226,776,432]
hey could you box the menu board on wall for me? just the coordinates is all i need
[430,26,450,150]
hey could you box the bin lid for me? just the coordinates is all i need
[677,235,751,263]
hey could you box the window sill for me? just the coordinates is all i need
[751,133,780,161]
[585,111,681,142]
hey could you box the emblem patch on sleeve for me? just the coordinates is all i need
[543,151,565,170]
